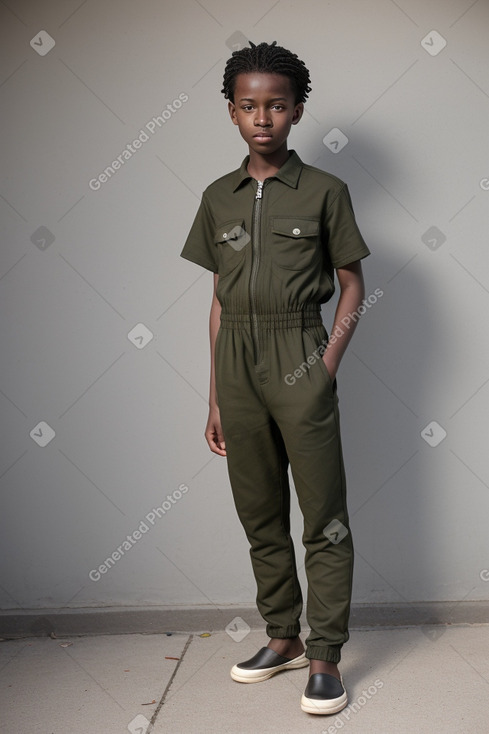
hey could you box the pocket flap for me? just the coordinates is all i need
[214,220,246,245]
[271,218,320,238]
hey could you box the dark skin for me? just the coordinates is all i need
[206,72,366,680]
[228,71,303,179]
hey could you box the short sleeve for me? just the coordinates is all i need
[180,192,218,273]
[324,184,370,268]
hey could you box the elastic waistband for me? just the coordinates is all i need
[220,305,323,329]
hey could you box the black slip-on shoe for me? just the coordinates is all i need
[230,646,308,683]
[300,672,348,714]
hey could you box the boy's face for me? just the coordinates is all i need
[228,72,303,156]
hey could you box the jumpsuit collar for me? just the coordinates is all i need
[232,149,303,192]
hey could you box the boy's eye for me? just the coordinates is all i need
[240,104,284,112]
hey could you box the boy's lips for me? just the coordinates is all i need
[253,132,273,139]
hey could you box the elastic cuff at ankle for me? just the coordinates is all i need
[306,645,342,663]
[266,623,301,639]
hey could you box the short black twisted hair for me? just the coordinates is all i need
[221,41,311,104]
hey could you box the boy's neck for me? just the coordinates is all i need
[246,144,291,181]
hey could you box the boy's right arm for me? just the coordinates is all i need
[205,274,227,456]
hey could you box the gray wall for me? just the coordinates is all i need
[1,0,488,614]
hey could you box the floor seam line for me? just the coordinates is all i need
[149,633,193,730]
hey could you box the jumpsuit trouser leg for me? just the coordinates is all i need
[215,310,353,664]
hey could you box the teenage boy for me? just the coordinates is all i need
[180,41,370,715]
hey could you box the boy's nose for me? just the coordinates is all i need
[255,110,271,127]
[254,116,272,127]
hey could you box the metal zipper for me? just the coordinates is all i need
[249,180,264,364]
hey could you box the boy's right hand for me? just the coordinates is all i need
[205,406,226,456]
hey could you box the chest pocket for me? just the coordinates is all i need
[270,217,320,271]
[214,219,250,277]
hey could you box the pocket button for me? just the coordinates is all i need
[292,227,301,235]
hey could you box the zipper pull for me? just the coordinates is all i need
[255,180,264,199]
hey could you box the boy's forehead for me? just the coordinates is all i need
[234,72,295,99]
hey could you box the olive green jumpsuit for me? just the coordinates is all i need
[181,150,370,663]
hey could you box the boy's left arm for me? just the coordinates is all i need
[322,260,365,381]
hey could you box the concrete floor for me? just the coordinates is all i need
[1,625,488,733]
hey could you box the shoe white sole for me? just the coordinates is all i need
[300,675,348,715]
[230,652,308,683]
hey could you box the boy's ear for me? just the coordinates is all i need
[228,101,239,125]
[291,102,304,125]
